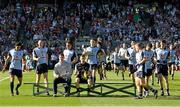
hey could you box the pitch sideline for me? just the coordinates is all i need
[0,77,9,82]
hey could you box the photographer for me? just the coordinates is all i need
[53,53,72,97]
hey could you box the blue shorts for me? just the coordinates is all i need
[134,71,145,78]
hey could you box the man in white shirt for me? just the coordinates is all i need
[53,53,72,97]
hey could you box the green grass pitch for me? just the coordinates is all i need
[0,70,180,106]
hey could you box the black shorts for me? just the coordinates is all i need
[168,62,175,67]
[53,77,71,86]
[144,69,153,76]
[120,60,128,67]
[157,64,168,76]
[129,64,136,74]
[89,64,97,71]
[9,68,22,78]
[98,61,106,68]
[36,63,48,74]
[100,61,106,65]
[114,63,121,66]
[105,62,111,70]
[79,78,88,83]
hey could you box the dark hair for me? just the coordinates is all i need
[59,52,64,57]
[136,43,143,49]
[15,42,22,46]
[90,38,97,41]
[160,40,166,44]
[147,43,152,48]
[66,41,73,45]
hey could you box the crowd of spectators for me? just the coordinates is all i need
[0,0,179,69]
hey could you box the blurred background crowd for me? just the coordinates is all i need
[0,0,179,70]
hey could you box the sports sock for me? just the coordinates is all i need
[16,83,21,90]
[10,82,14,94]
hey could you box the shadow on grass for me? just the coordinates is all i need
[22,94,180,100]
[156,95,180,100]
[73,95,133,98]
[24,94,133,98]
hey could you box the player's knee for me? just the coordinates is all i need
[87,79,92,84]
[75,78,80,83]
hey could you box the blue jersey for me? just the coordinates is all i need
[156,49,169,65]
[9,49,25,70]
[169,50,176,63]
[127,47,136,65]
[33,47,48,65]
[176,57,180,66]
[112,51,120,64]
[144,50,154,70]
[86,47,100,65]
[63,49,77,64]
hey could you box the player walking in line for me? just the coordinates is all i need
[134,43,158,99]
[118,43,128,80]
[83,38,102,85]
[125,41,136,82]
[63,41,78,65]
[155,40,170,96]
[168,44,176,80]
[143,43,155,97]
[33,40,49,95]
[3,42,26,96]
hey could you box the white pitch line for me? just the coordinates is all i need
[0,77,9,82]
[0,71,30,82]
